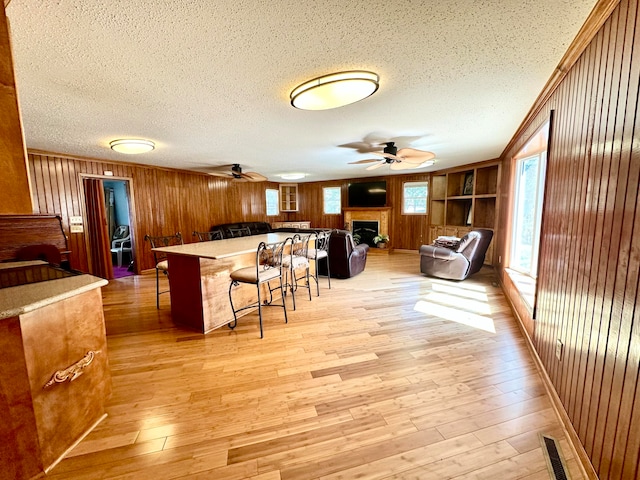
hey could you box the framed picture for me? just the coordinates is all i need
[463,172,474,195]
[466,204,473,225]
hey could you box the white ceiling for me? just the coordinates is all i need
[7,0,597,182]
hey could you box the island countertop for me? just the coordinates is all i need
[0,274,108,320]
[152,232,293,260]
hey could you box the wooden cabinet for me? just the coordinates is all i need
[272,221,311,229]
[279,184,298,212]
[429,162,500,264]
[0,274,110,477]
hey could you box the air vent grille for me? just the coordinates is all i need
[541,434,570,480]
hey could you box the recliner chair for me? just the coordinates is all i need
[318,230,369,279]
[419,229,493,280]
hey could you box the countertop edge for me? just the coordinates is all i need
[0,275,108,320]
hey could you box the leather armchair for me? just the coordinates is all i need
[420,229,493,280]
[318,230,369,279]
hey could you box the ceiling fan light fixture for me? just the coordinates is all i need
[279,173,306,180]
[109,138,155,154]
[290,71,379,110]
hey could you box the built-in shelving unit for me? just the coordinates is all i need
[279,184,298,212]
[429,162,500,264]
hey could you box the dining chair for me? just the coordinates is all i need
[228,239,288,338]
[282,233,312,310]
[306,230,331,296]
[228,226,251,238]
[192,230,223,242]
[144,232,183,309]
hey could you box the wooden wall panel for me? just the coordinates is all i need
[29,151,436,275]
[496,0,640,477]
[0,3,32,214]
[293,173,432,250]
[28,153,288,273]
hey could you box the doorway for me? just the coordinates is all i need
[82,176,135,280]
[104,180,134,278]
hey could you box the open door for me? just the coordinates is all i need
[83,177,114,279]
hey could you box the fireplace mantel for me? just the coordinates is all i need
[342,206,392,212]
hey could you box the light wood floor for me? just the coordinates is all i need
[48,252,583,479]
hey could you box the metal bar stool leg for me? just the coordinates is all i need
[155,267,160,309]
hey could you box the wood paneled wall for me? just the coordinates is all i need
[28,151,434,274]
[28,152,288,273]
[0,2,32,214]
[497,0,640,477]
[291,173,432,250]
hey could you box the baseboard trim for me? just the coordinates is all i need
[497,276,598,480]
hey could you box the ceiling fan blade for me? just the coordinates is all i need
[242,171,267,182]
[391,161,422,170]
[200,163,236,172]
[338,141,385,154]
[206,171,232,177]
[371,151,402,161]
[348,159,380,164]
[397,148,436,163]
[366,162,386,171]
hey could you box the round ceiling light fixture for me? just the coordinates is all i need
[279,173,306,180]
[290,71,379,110]
[109,138,155,154]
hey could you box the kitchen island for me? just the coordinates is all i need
[0,262,110,479]
[153,232,293,333]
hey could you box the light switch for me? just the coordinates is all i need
[70,225,84,233]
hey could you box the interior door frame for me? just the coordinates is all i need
[79,173,139,275]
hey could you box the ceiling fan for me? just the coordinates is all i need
[348,142,436,171]
[200,163,267,182]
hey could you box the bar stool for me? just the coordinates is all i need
[192,230,223,242]
[306,230,331,296]
[228,239,288,338]
[144,232,183,309]
[282,234,312,310]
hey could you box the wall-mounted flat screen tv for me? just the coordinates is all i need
[348,180,387,207]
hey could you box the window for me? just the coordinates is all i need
[403,182,428,214]
[323,187,341,214]
[265,188,279,216]
[509,120,549,279]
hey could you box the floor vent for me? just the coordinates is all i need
[540,434,570,480]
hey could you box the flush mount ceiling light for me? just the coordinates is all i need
[290,71,379,110]
[279,173,306,180]
[109,139,155,154]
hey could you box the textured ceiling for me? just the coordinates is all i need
[7,0,597,182]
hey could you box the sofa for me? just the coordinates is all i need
[209,221,325,239]
[209,221,272,239]
[318,229,369,279]
[419,229,493,280]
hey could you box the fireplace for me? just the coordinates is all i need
[343,207,391,250]
[353,221,379,247]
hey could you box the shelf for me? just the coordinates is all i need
[430,200,445,225]
[429,162,500,264]
[473,198,496,228]
[447,170,474,197]
[279,183,298,212]
[447,195,474,200]
[474,193,497,199]
[431,174,447,200]
[475,165,499,195]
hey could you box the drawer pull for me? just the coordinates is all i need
[44,350,101,388]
